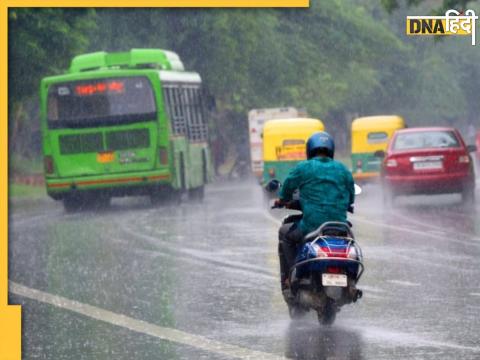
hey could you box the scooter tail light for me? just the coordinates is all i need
[314,244,327,258]
[316,249,327,258]
[347,246,357,259]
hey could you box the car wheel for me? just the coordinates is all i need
[383,186,395,208]
[461,183,475,207]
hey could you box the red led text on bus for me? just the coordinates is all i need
[75,81,125,96]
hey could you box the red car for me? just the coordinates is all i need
[379,127,476,205]
[476,131,480,166]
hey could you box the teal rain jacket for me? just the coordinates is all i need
[279,156,355,234]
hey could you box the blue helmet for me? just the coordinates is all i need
[306,131,335,159]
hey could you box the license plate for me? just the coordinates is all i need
[322,273,347,287]
[413,161,443,170]
[97,152,115,163]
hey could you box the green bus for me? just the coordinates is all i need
[40,49,213,211]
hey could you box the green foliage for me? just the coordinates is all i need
[9,8,96,105]
[382,0,473,13]
[410,52,467,122]
[9,8,97,158]
[8,3,480,169]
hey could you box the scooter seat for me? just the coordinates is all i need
[321,224,351,237]
[304,221,354,241]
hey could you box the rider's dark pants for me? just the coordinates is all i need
[278,222,304,288]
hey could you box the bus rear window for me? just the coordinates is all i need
[47,76,156,128]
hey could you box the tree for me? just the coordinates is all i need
[8,8,96,156]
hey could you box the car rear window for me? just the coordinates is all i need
[393,131,460,150]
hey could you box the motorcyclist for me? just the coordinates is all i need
[275,132,355,293]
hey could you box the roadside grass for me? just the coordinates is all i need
[9,183,46,199]
[9,154,46,199]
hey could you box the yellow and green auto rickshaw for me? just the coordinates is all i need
[262,118,325,185]
[351,115,405,182]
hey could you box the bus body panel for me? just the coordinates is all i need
[42,70,168,177]
[46,169,172,198]
[40,49,212,202]
[46,122,159,178]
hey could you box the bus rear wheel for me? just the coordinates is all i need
[63,195,86,213]
[150,189,181,206]
[63,193,110,212]
[188,186,204,202]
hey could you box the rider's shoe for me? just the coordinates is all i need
[282,288,294,303]
[282,278,295,303]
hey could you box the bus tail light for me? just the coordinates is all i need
[356,160,362,169]
[268,168,275,178]
[44,156,54,174]
[158,147,169,165]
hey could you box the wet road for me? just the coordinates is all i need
[8,179,480,359]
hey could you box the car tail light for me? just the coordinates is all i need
[386,159,398,167]
[268,168,275,178]
[158,147,168,165]
[458,155,470,164]
[44,156,54,174]
[356,160,362,169]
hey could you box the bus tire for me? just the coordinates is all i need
[382,184,395,208]
[150,190,181,206]
[461,182,475,207]
[93,195,111,209]
[188,186,204,202]
[63,193,110,212]
[63,195,85,213]
[202,149,208,184]
[179,153,186,191]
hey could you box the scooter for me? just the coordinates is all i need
[268,181,364,325]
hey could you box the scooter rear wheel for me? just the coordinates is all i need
[317,299,336,326]
[288,304,307,320]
